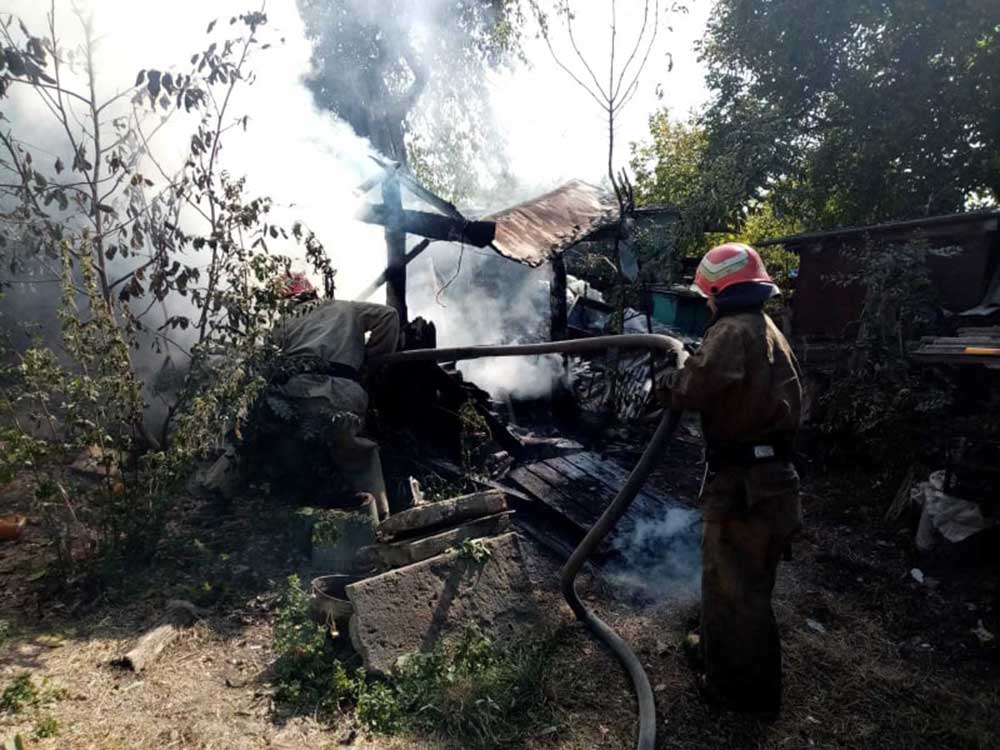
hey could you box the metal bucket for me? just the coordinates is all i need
[310,573,363,628]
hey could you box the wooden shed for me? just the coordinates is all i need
[759,210,1000,339]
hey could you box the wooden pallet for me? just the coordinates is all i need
[499,451,683,559]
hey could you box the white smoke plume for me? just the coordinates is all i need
[406,244,567,401]
[605,504,702,605]
[1,1,574,401]
[2,0,386,302]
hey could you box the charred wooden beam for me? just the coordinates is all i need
[359,239,434,301]
[382,176,408,324]
[550,255,568,341]
[358,203,496,248]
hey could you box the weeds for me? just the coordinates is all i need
[271,577,559,748]
[0,673,66,717]
[271,575,356,712]
[386,628,559,747]
[33,716,59,739]
[456,538,493,564]
[0,674,38,714]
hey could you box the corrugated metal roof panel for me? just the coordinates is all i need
[485,180,620,267]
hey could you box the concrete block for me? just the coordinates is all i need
[378,490,507,541]
[373,512,512,568]
[346,532,537,674]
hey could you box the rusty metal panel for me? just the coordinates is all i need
[486,180,620,267]
[790,227,999,338]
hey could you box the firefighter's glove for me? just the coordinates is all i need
[653,366,679,407]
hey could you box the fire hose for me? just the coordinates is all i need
[377,334,687,750]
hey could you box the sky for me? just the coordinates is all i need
[490,0,712,187]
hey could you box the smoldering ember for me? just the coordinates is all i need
[0,1,997,749]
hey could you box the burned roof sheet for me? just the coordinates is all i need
[486,180,619,267]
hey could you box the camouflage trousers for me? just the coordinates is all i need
[699,461,802,714]
[326,420,389,519]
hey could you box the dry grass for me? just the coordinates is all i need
[1,466,998,750]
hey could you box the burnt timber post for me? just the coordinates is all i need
[382,174,408,325]
[550,254,568,341]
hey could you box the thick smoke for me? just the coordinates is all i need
[0,1,576,401]
[605,504,702,604]
[1,0,385,304]
[406,244,567,401]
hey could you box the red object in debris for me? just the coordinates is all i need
[0,515,26,541]
[692,242,774,297]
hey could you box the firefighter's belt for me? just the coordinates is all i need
[268,356,360,386]
[705,438,794,469]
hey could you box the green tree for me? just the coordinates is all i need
[631,109,707,210]
[700,0,1000,227]
[630,108,801,285]
[297,0,526,202]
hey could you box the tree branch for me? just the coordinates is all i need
[564,3,608,102]
[613,0,656,100]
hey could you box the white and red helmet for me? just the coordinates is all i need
[277,272,316,299]
[692,242,774,298]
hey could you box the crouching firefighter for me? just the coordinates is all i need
[266,272,400,519]
[656,243,803,716]
[203,272,399,519]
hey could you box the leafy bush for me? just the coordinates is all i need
[271,575,356,712]
[816,239,956,483]
[0,9,335,577]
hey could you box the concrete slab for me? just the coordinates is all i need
[372,512,512,568]
[378,490,507,541]
[346,532,537,674]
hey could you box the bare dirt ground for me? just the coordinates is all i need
[1,456,998,750]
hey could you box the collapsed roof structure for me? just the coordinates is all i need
[356,164,679,334]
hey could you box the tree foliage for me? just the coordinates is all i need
[629,108,800,286]
[700,0,1000,227]
[0,7,333,576]
[297,0,527,201]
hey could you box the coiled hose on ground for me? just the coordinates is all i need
[377,334,686,750]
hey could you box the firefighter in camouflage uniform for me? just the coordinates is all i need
[657,243,803,716]
[203,273,398,519]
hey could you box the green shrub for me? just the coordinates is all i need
[816,239,957,485]
[271,575,355,712]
